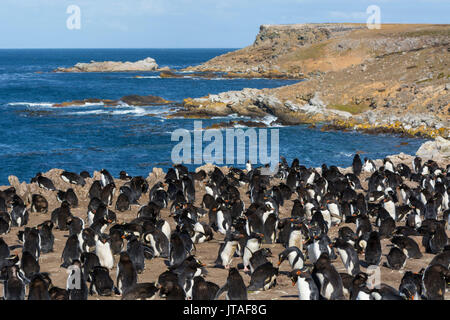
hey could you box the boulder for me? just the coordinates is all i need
[416,136,450,160]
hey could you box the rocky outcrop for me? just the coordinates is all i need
[54,57,159,72]
[416,136,450,161]
[176,24,450,137]
[52,95,173,108]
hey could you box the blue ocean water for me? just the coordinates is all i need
[0,49,426,184]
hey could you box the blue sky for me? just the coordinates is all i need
[0,0,448,48]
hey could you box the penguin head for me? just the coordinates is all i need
[99,233,111,244]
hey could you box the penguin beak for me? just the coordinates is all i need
[277,261,281,266]
[296,270,301,275]
[121,235,126,239]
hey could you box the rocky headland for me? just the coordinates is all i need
[175,24,449,138]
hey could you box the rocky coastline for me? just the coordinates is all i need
[172,24,449,139]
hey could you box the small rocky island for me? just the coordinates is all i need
[54,57,159,72]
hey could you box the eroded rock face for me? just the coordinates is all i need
[54,57,159,72]
[416,137,450,161]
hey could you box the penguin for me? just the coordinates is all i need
[192,276,219,300]
[80,252,100,282]
[60,171,86,186]
[0,211,11,235]
[338,227,358,246]
[412,157,422,174]
[365,231,382,266]
[143,226,169,258]
[89,266,118,296]
[125,234,146,273]
[51,201,71,231]
[362,158,376,173]
[66,216,84,237]
[352,154,362,176]
[306,234,336,264]
[31,173,56,191]
[378,216,396,239]
[278,247,305,270]
[119,171,131,180]
[0,237,11,268]
[158,278,186,300]
[100,169,115,187]
[263,213,278,244]
[243,232,263,272]
[100,183,116,206]
[121,283,158,300]
[116,252,137,295]
[89,181,103,200]
[190,222,214,244]
[214,267,247,300]
[249,248,272,273]
[57,188,78,208]
[66,260,88,300]
[312,253,345,300]
[109,228,124,255]
[288,221,305,251]
[429,248,450,269]
[391,236,422,259]
[36,221,54,254]
[61,234,81,268]
[31,194,48,213]
[383,195,397,221]
[170,232,189,268]
[27,273,52,300]
[289,268,320,300]
[215,231,245,269]
[96,234,114,270]
[247,262,278,291]
[20,251,40,278]
[420,220,448,254]
[116,193,130,212]
[79,228,97,253]
[10,197,29,227]
[20,227,41,259]
[399,271,422,300]
[333,238,360,276]
[385,247,407,270]
[80,171,91,179]
[120,186,140,206]
[49,287,69,300]
[1,265,26,300]
[422,264,449,300]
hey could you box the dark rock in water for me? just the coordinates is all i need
[121,95,172,106]
[159,71,184,78]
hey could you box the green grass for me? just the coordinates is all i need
[327,104,370,115]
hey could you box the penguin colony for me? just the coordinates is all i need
[0,155,448,300]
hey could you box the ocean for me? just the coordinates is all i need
[0,49,426,184]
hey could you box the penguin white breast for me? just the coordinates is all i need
[383,201,396,220]
[288,230,302,249]
[357,291,371,300]
[297,277,311,300]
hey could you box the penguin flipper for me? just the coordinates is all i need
[214,283,229,300]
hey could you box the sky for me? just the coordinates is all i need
[0,0,448,48]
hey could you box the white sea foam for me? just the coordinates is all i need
[8,102,54,107]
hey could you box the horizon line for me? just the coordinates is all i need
[0,47,242,50]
